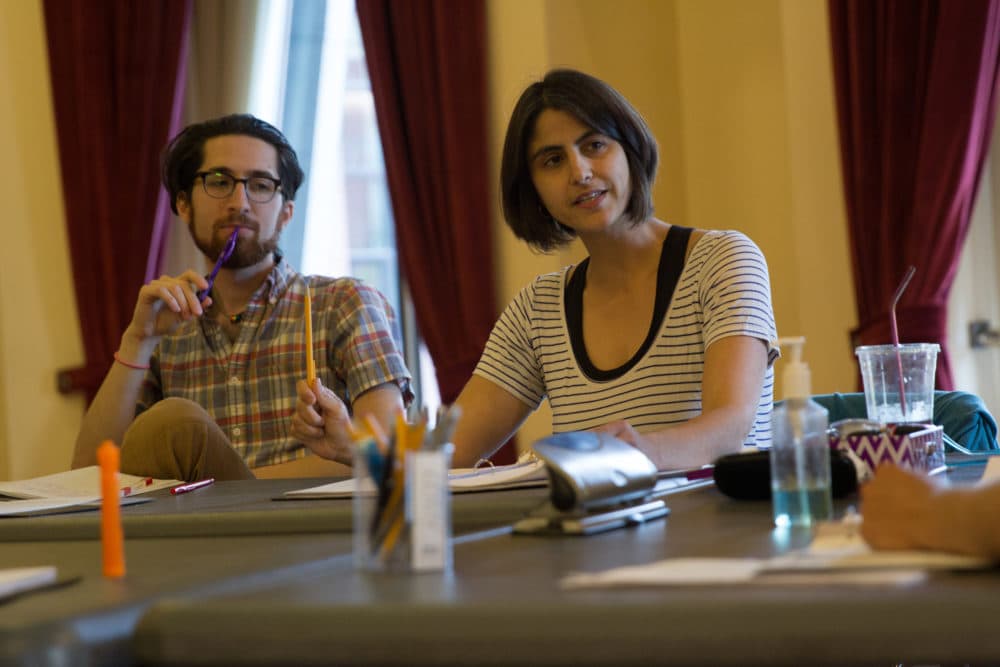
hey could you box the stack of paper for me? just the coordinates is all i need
[285,458,548,499]
[561,523,991,589]
[284,459,717,500]
[0,467,180,517]
[0,466,179,500]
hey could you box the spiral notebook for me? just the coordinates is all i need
[283,457,548,499]
[0,466,180,500]
[283,459,714,500]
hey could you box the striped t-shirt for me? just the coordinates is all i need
[473,229,779,448]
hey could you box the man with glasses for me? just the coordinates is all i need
[72,114,411,481]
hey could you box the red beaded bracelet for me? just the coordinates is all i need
[113,351,150,371]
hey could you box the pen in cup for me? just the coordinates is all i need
[170,478,215,495]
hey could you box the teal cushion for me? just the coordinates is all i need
[805,391,999,453]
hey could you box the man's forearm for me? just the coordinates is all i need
[71,363,150,468]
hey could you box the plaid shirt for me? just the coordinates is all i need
[137,260,412,467]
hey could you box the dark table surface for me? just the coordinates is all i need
[131,479,1000,667]
[3,456,996,667]
[0,478,552,541]
[0,478,550,666]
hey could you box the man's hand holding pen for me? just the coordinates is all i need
[291,378,356,465]
[113,268,213,370]
[121,228,240,356]
[125,269,211,342]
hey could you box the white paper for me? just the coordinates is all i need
[285,458,547,499]
[755,570,928,586]
[0,495,150,517]
[0,466,180,500]
[447,459,547,490]
[561,527,989,589]
[0,566,57,600]
[562,558,764,588]
[0,497,102,516]
[766,531,990,572]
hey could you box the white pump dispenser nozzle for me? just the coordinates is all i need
[776,336,811,400]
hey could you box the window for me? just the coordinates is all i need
[248,0,440,411]
[949,144,1000,417]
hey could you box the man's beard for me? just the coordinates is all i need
[189,213,280,269]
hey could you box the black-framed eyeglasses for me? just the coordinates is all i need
[195,171,282,203]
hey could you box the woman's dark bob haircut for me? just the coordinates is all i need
[161,114,305,215]
[500,69,658,251]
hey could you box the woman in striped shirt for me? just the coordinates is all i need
[451,69,778,471]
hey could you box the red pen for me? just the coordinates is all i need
[685,466,715,481]
[170,478,215,495]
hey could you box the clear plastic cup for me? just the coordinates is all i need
[854,343,939,424]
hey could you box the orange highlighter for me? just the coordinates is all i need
[304,290,316,384]
[97,440,126,578]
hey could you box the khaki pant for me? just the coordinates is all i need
[120,398,256,481]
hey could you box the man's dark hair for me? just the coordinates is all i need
[161,114,305,214]
[500,69,658,251]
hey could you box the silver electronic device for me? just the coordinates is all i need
[511,432,668,536]
[532,431,659,511]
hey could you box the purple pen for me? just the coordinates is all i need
[197,227,240,302]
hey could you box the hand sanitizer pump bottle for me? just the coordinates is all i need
[769,337,832,528]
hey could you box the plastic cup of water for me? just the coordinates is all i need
[854,343,939,424]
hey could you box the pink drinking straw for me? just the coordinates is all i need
[889,265,916,420]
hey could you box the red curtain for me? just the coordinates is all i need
[356,1,512,461]
[829,0,1000,390]
[44,0,191,403]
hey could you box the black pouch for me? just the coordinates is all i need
[712,449,858,501]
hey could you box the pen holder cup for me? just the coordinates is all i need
[353,443,453,574]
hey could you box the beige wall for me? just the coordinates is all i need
[0,0,857,478]
[0,1,86,480]
[488,0,857,448]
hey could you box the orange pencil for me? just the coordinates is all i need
[363,414,389,453]
[97,440,126,578]
[304,290,316,384]
[378,507,406,562]
[377,415,429,562]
